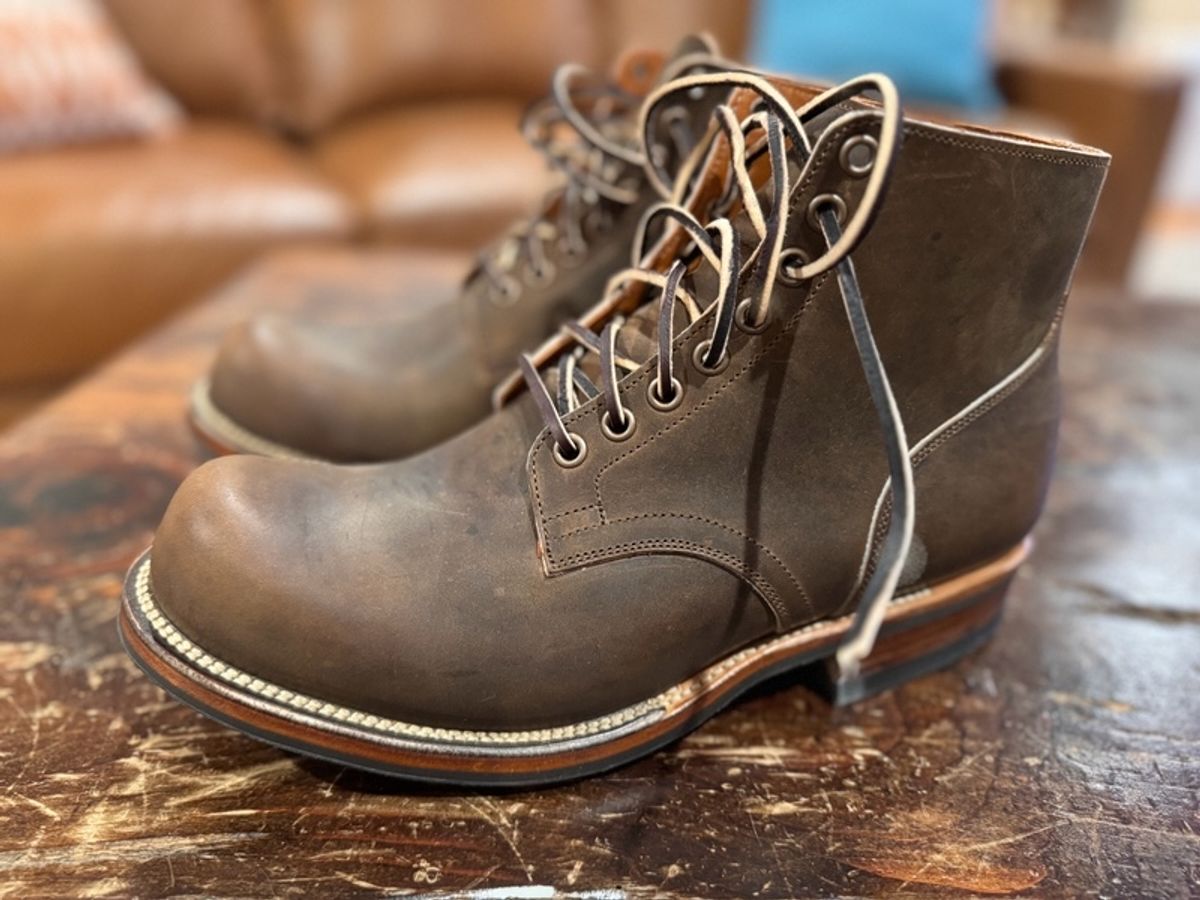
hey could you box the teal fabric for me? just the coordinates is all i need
[750,0,1000,111]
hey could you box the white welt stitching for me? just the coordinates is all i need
[132,555,934,748]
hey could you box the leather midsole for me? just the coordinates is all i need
[188,378,311,460]
[122,538,1028,760]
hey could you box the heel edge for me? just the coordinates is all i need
[823,571,1013,705]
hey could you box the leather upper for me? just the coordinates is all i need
[207,196,651,461]
[153,406,774,730]
[147,88,1109,731]
[531,114,1109,625]
[204,41,729,461]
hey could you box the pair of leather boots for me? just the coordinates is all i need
[120,36,1109,786]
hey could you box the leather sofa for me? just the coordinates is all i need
[0,0,749,412]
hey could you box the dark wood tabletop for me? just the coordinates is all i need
[1,248,1196,899]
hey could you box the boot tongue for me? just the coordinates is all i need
[594,76,845,369]
[498,73,851,408]
[492,36,725,262]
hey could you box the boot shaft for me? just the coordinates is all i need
[529,78,1109,627]
[467,37,737,374]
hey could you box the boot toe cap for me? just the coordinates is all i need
[207,316,329,455]
[145,455,430,721]
[149,455,287,652]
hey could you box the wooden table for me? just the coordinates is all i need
[1,249,1196,898]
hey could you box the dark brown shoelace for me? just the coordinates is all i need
[519,71,914,679]
[474,62,714,305]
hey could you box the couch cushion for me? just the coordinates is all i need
[314,99,554,247]
[602,0,752,63]
[101,0,755,138]
[0,122,352,384]
[266,0,602,135]
[103,0,278,124]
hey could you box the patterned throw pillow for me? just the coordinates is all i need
[0,0,180,153]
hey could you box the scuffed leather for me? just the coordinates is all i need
[531,116,1108,627]
[152,403,774,730]
[208,195,651,462]
[861,339,1064,607]
[206,41,730,462]
[150,90,1109,731]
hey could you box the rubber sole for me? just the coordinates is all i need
[118,539,1028,787]
[188,378,310,460]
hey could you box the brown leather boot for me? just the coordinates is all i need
[121,69,1108,786]
[191,37,728,463]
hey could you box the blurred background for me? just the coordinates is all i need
[1,0,1196,429]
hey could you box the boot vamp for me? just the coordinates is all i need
[208,293,488,462]
[150,401,775,731]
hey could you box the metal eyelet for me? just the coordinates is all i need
[586,208,613,235]
[839,134,878,177]
[491,280,522,307]
[692,339,729,376]
[601,409,635,442]
[806,193,848,232]
[527,259,556,286]
[552,433,587,468]
[558,238,587,265]
[647,376,684,412]
[735,298,770,335]
[776,248,811,288]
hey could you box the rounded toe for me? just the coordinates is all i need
[206,315,322,453]
[145,456,396,716]
[149,455,280,646]
[146,453,351,697]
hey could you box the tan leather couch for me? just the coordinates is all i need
[0,0,749,414]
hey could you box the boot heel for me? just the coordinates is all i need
[825,571,1014,705]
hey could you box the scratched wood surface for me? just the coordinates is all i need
[0,247,1197,899]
